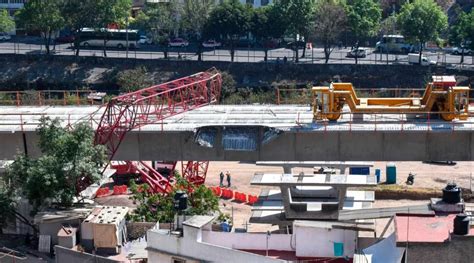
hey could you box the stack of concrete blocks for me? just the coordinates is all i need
[57,227,77,249]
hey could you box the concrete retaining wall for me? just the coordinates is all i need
[54,245,119,263]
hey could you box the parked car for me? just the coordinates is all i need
[0,32,11,41]
[55,35,75,43]
[451,47,472,55]
[346,48,367,58]
[259,39,279,49]
[286,41,305,50]
[202,40,221,48]
[168,38,189,47]
[408,53,436,66]
[138,35,153,45]
[235,38,256,48]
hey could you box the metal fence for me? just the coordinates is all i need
[1,37,473,67]
[0,90,102,106]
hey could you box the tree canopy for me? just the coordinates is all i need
[397,0,447,63]
[449,10,474,63]
[312,0,347,63]
[5,117,106,214]
[273,0,314,62]
[345,0,381,63]
[16,0,65,54]
[93,0,132,57]
[61,0,98,56]
[0,9,15,33]
[203,0,252,62]
[250,6,286,61]
[128,175,219,223]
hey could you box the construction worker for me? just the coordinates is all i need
[219,172,224,187]
[226,171,231,188]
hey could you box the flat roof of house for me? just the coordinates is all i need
[395,214,474,245]
[182,215,214,229]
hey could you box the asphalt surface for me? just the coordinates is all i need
[0,38,473,66]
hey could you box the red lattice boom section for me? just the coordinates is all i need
[94,68,222,193]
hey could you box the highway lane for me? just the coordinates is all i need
[0,40,472,66]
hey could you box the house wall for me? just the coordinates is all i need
[54,246,119,263]
[147,227,286,263]
[201,231,293,251]
[294,226,357,258]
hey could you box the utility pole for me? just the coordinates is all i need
[126,16,129,59]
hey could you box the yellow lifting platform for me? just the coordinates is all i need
[311,76,470,121]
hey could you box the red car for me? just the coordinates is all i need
[56,35,75,43]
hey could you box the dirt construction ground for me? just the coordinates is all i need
[204,161,474,234]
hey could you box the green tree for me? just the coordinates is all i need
[0,187,14,233]
[0,9,15,33]
[16,0,65,54]
[5,118,106,214]
[181,0,216,61]
[449,10,474,64]
[397,0,447,64]
[116,67,153,93]
[203,0,252,62]
[250,5,286,62]
[346,0,381,64]
[131,1,178,59]
[273,0,314,63]
[93,0,132,57]
[312,0,347,63]
[128,175,219,223]
[62,0,98,56]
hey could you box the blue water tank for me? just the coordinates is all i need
[349,167,370,175]
[386,163,397,184]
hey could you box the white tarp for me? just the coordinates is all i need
[362,233,405,263]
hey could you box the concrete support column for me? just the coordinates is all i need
[282,165,292,174]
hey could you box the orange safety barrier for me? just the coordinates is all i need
[221,189,234,199]
[234,192,247,203]
[113,185,128,195]
[96,187,111,197]
[210,186,222,197]
[247,195,259,205]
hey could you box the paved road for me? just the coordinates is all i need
[0,38,473,66]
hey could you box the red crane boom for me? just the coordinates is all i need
[94,68,222,193]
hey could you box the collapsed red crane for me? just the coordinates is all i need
[93,68,222,193]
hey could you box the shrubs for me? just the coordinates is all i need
[116,67,153,93]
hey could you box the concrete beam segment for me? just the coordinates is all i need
[1,129,474,161]
[1,106,474,161]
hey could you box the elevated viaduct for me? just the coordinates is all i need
[1,105,474,161]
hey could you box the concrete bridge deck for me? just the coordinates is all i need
[0,105,474,161]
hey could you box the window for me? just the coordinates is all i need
[172,258,186,263]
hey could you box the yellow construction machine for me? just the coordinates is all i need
[312,76,470,121]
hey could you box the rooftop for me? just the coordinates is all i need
[395,214,474,245]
